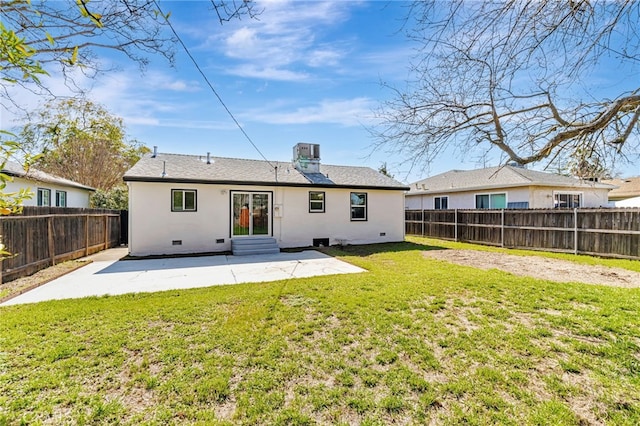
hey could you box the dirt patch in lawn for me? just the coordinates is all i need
[0,260,91,303]
[423,249,640,288]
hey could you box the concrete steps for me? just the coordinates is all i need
[231,237,280,256]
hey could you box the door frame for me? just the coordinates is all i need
[230,190,273,238]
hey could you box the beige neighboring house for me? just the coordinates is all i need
[2,161,94,207]
[123,143,409,256]
[406,165,615,210]
[602,176,640,207]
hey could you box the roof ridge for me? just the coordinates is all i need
[503,164,534,183]
[155,152,293,166]
[2,161,95,190]
[154,152,381,170]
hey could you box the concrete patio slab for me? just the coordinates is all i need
[1,249,365,306]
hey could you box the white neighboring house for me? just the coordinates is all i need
[123,144,409,256]
[2,161,94,207]
[601,176,640,207]
[406,165,615,210]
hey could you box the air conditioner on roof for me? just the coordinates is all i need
[293,143,320,160]
[293,143,321,173]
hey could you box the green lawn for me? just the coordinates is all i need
[1,237,640,425]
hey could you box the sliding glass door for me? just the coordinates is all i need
[231,192,271,237]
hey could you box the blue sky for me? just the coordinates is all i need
[76,0,427,181]
[3,0,639,182]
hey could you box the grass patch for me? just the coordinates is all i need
[1,237,640,424]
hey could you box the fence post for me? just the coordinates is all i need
[454,209,458,242]
[47,216,56,266]
[501,209,505,248]
[574,208,578,255]
[85,215,89,256]
[104,215,108,249]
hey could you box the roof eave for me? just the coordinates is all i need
[123,176,409,191]
[406,181,612,195]
[9,173,96,192]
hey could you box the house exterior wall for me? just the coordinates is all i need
[406,186,611,209]
[128,181,227,256]
[5,176,92,207]
[614,196,640,207]
[128,181,405,256]
[406,187,529,209]
[272,186,405,248]
[530,186,611,208]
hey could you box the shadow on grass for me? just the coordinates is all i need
[318,240,450,258]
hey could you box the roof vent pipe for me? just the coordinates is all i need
[206,152,211,164]
[152,146,158,158]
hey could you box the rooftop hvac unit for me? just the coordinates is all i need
[293,143,320,160]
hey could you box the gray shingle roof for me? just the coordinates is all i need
[408,165,615,194]
[2,161,95,191]
[124,153,408,190]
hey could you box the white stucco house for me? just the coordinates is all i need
[2,161,94,208]
[123,144,409,256]
[405,165,615,210]
[602,176,640,207]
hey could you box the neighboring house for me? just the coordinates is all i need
[2,161,94,208]
[123,143,409,256]
[601,176,640,207]
[406,165,615,210]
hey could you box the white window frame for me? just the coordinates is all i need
[553,191,582,208]
[350,192,367,221]
[475,192,507,209]
[434,196,449,210]
[172,189,197,212]
[37,188,51,206]
[55,190,67,207]
[309,191,325,213]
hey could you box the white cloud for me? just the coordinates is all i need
[244,97,377,126]
[225,27,259,53]
[1,66,95,129]
[226,65,309,81]
[208,0,358,81]
[125,116,235,130]
[1,63,206,136]
[306,48,343,67]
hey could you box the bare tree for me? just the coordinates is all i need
[1,0,256,104]
[374,0,640,176]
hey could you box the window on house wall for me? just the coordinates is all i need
[172,189,197,211]
[554,192,582,208]
[507,201,529,209]
[350,192,367,221]
[55,190,67,207]
[475,193,507,209]
[309,191,325,213]
[37,188,51,206]
[434,196,449,210]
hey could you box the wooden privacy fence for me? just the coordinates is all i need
[406,208,640,260]
[1,207,121,282]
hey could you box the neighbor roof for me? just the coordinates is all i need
[408,165,615,194]
[601,176,640,200]
[2,161,95,191]
[123,153,409,191]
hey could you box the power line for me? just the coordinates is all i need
[152,0,275,169]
